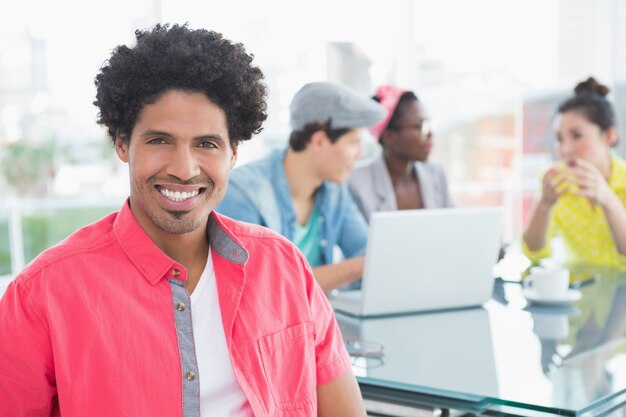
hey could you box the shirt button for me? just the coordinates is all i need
[319,217,325,224]
[186,371,196,381]
[176,303,186,311]
[320,239,328,247]
[172,268,181,277]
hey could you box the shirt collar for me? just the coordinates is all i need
[113,199,248,286]
[206,212,249,265]
[113,199,178,286]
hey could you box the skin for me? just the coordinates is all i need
[316,129,365,184]
[115,89,366,415]
[317,372,367,417]
[523,110,626,257]
[381,100,432,210]
[284,129,366,292]
[115,90,236,293]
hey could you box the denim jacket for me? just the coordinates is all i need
[217,149,368,265]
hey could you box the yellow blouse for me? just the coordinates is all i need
[523,154,626,268]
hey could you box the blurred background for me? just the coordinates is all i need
[2,0,626,286]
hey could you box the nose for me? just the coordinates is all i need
[558,140,574,159]
[167,146,201,181]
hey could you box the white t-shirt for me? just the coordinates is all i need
[190,249,253,416]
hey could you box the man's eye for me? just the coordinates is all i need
[199,141,218,149]
[147,137,167,145]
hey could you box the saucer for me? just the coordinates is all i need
[523,303,581,317]
[522,288,582,306]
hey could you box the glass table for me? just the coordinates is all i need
[337,265,626,416]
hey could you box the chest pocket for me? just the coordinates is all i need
[258,321,316,410]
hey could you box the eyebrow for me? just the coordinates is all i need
[140,130,227,143]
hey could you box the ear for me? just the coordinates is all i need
[114,133,130,163]
[230,142,238,169]
[605,126,618,147]
[309,130,329,151]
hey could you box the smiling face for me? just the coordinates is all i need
[115,90,236,242]
[555,110,614,168]
[384,100,432,162]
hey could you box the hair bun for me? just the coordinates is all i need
[574,77,610,97]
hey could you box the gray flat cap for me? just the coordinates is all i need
[289,81,385,131]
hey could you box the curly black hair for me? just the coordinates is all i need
[93,23,267,146]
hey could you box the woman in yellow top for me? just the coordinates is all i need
[523,77,626,268]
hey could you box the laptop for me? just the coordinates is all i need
[328,207,502,317]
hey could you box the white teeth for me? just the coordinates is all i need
[159,188,200,202]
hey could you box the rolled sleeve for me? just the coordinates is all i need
[308,278,351,386]
[521,237,552,263]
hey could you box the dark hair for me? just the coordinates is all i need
[288,121,351,152]
[372,91,418,143]
[557,77,616,132]
[94,23,267,146]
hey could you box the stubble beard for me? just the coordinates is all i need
[134,175,220,235]
[149,210,204,235]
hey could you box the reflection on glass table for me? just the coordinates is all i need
[339,307,498,396]
[337,266,626,416]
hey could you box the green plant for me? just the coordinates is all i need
[1,139,56,197]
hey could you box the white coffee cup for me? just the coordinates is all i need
[524,267,570,299]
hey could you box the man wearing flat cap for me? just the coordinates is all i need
[218,81,385,292]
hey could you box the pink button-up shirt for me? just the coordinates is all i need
[0,201,350,417]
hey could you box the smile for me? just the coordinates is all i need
[158,187,201,202]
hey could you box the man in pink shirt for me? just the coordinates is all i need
[0,23,365,417]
